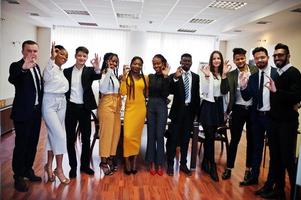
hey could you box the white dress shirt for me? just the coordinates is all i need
[258,65,271,111]
[29,66,41,105]
[236,69,252,106]
[70,66,84,104]
[99,68,120,94]
[43,59,69,94]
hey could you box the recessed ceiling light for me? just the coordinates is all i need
[209,1,247,10]
[256,21,271,25]
[189,18,215,24]
[177,29,197,33]
[6,0,20,4]
[117,13,140,19]
[65,10,90,16]
[78,22,98,26]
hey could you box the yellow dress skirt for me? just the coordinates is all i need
[120,76,148,157]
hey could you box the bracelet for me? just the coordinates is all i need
[205,75,210,77]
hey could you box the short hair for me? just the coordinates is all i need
[22,40,38,50]
[181,53,192,59]
[75,46,89,55]
[252,47,268,56]
[233,48,246,58]
[153,54,167,66]
[55,45,65,51]
[274,43,290,55]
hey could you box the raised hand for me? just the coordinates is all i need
[223,60,232,77]
[162,63,170,77]
[200,65,210,77]
[22,54,37,70]
[174,66,184,79]
[50,41,57,60]
[265,75,277,92]
[90,53,101,70]
[239,71,248,89]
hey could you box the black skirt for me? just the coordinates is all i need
[199,97,224,127]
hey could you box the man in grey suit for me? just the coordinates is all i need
[221,48,257,182]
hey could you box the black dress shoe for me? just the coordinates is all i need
[80,167,95,175]
[167,166,174,176]
[24,170,42,182]
[239,177,258,186]
[14,177,28,192]
[201,159,210,174]
[180,165,192,176]
[222,169,231,180]
[260,189,285,199]
[254,185,273,196]
[131,169,138,174]
[69,168,77,178]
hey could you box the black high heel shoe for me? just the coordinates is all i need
[209,163,219,182]
[99,162,113,176]
[201,158,210,174]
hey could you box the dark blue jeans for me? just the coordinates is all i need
[145,97,168,165]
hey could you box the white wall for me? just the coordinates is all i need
[37,27,51,72]
[0,12,37,99]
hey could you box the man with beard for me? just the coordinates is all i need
[238,47,278,188]
[220,48,257,182]
[262,43,301,199]
[166,53,200,176]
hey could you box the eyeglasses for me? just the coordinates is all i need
[273,53,286,58]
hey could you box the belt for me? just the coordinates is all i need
[235,104,251,110]
[68,101,84,108]
[257,110,270,116]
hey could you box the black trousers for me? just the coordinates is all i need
[166,106,193,167]
[65,102,91,169]
[227,105,253,168]
[12,108,41,178]
[269,119,298,195]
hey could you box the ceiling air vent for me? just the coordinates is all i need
[117,13,140,19]
[177,29,197,33]
[6,0,20,4]
[119,24,137,29]
[65,10,90,15]
[209,1,247,10]
[233,30,242,32]
[30,13,40,16]
[291,8,301,13]
[189,18,215,24]
[256,21,271,25]
[78,22,98,26]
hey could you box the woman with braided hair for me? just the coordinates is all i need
[120,56,148,175]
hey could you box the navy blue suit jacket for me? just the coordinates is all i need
[241,66,278,112]
[8,59,43,121]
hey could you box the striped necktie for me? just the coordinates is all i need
[184,72,189,101]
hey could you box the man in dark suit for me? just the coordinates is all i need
[262,43,301,199]
[239,47,278,190]
[166,53,200,176]
[63,47,101,178]
[8,40,43,192]
[221,48,257,181]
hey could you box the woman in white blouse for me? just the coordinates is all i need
[199,50,231,182]
[97,53,121,176]
[42,42,70,184]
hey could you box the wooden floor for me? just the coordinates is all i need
[1,122,290,200]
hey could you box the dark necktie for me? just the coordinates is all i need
[258,71,264,109]
[33,67,41,101]
[184,73,189,101]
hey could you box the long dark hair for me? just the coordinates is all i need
[126,56,147,100]
[101,52,119,89]
[209,50,224,79]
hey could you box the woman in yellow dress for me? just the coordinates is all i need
[120,56,148,174]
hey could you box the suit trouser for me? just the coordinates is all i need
[12,108,41,178]
[269,119,298,195]
[227,105,253,168]
[166,105,193,167]
[146,97,168,165]
[251,112,275,187]
[65,102,91,169]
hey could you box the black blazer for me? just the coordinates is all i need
[63,66,101,110]
[241,66,278,112]
[8,59,43,121]
[168,71,200,124]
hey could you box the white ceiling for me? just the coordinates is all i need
[2,0,301,40]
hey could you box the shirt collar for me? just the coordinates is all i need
[259,65,271,74]
[277,63,292,74]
